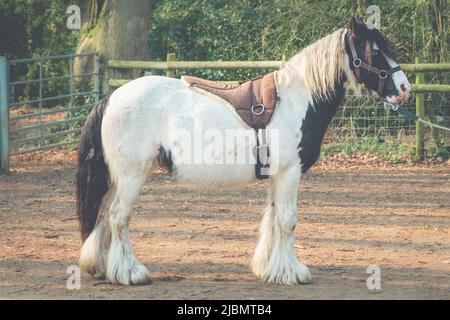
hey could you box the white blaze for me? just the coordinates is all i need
[373,43,411,102]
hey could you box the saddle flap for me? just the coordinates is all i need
[261,74,277,113]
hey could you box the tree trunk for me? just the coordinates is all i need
[74,0,151,94]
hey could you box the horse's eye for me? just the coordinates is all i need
[372,49,379,57]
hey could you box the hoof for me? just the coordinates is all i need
[257,261,313,285]
[106,259,150,286]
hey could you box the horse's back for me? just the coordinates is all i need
[109,76,186,107]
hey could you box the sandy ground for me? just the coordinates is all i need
[0,151,449,300]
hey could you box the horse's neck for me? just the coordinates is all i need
[278,70,347,124]
[292,73,346,173]
[309,76,346,122]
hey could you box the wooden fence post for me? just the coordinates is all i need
[0,56,10,172]
[166,53,176,78]
[94,54,100,103]
[415,57,425,161]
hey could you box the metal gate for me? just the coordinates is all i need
[0,52,100,172]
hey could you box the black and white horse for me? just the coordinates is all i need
[76,18,411,285]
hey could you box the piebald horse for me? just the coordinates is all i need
[76,18,411,285]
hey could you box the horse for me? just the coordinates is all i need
[76,17,411,285]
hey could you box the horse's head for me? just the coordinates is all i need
[346,17,411,104]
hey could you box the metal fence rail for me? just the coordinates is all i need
[0,52,100,171]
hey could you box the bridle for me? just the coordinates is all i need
[346,32,401,97]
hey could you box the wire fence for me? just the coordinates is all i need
[329,92,416,142]
[327,88,450,156]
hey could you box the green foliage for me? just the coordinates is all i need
[149,0,449,80]
[2,1,448,78]
[149,0,354,79]
[1,0,80,107]
[0,0,78,58]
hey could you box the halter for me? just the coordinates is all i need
[346,32,401,97]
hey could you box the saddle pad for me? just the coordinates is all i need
[182,73,278,130]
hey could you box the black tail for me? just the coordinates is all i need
[76,96,110,241]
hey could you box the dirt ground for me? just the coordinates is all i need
[0,150,449,300]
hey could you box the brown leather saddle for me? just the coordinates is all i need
[182,73,279,179]
[182,73,278,130]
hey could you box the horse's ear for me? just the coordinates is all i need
[349,17,365,39]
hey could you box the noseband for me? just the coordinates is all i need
[347,32,401,97]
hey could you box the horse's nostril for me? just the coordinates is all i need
[400,84,408,93]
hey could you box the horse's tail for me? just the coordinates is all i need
[76,96,110,241]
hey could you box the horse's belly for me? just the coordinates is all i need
[174,163,257,187]
[167,126,258,187]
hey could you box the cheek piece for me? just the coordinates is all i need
[347,32,401,98]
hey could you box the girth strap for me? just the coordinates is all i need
[255,128,270,180]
